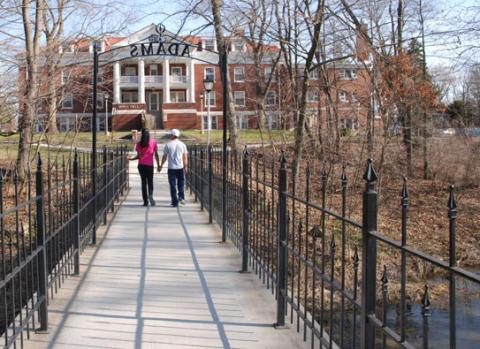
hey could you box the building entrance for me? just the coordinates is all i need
[146,91,163,129]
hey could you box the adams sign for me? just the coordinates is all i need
[130,42,191,58]
[129,24,191,58]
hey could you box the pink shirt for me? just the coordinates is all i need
[135,139,158,167]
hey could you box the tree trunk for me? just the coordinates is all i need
[18,0,44,180]
[210,0,238,149]
[46,50,59,134]
[404,108,413,176]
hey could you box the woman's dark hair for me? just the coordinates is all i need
[140,128,150,148]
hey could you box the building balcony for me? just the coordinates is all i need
[120,75,138,84]
[145,75,163,84]
[120,75,165,86]
[170,75,188,85]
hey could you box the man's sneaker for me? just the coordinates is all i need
[180,199,186,206]
[149,195,156,206]
[170,203,178,208]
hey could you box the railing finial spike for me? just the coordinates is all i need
[363,158,377,183]
[448,184,457,210]
[401,176,409,199]
[421,284,431,316]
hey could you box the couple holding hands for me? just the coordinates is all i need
[129,128,188,208]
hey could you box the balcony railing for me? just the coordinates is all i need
[145,75,163,84]
[170,75,188,83]
[120,75,138,83]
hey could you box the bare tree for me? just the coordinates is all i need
[17,0,45,180]
[210,0,239,149]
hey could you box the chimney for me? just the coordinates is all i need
[356,23,370,62]
[233,26,245,37]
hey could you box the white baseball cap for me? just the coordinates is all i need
[170,129,180,137]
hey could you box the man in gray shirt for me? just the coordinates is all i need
[159,129,188,207]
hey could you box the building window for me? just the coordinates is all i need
[61,70,69,85]
[233,67,245,82]
[351,93,359,104]
[339,69,357,80]
[310,69,319,80]
[124,66,137,76]
[306,90,319,102]
[150,64,158,75]
[237,115,249,129]
[234,91,246,107]
[171,91,186,103]
[264,67,274,82]
[233,39,245,52]
[202,115,218,130]
[121,91,138,103]
[171,67,182,76]
[62,93,73,109]
[339,91,348,102]
[268,112,280,130]
[340,118,359,130]
[205,67,215,82]
[265,91,276,106]
[204,38,216,51]
[96,94,104,109]
[205,91,216,106]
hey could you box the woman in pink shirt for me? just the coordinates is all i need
[129,129,160,206]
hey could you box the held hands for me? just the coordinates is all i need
[157,165,162,173]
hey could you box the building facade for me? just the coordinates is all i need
[19,24,372,133]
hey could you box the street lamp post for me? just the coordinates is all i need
[104,93,110,135]
[92,41,98,245]
[203,77,213,147]
[221,51,228,243]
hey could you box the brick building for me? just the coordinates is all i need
[19,24,372,133]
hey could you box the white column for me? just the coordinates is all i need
[113,62,121,104]
[138,59,145,104]
[163,59,170,103]
[188,60,195,103]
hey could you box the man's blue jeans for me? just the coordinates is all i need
[168,169,185,206]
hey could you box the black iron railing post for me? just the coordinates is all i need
[275,152,288,328]
[361,159,378,349]
[422,284,431,349]
[221,51,228,243]
[73,151,80,276]
[208,145,213,224]
[448,185,457,349]
[110,150,115,213]
[103,147,107,225]
[91,42,98,246]
[200,148,204,211]
[35,155,48,332]
[241,148,250,272]
[194,146,198,202]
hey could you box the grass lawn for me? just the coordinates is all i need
[181,129,294,144]
[0,131,132,168]
[0,131,131,146]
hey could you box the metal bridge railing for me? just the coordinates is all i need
[0,146,129,348]
[186,144,479,349]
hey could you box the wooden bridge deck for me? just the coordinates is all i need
[23,161,307,349]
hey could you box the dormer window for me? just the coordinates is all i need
[339,69,357,80]
[233,39,245,52]
[90,40,104,53]
[60,43,74,53]
[203,38,216,51]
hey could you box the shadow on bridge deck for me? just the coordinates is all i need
[23,162,307,349]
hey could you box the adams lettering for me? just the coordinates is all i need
[129,42,191,58]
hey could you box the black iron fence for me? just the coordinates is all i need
[0,146,129,348]
[187,144,480,349]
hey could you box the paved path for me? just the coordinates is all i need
[24,162,306,349]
